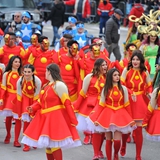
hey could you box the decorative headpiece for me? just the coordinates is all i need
[129,15,143,24]
[142,9,160,25]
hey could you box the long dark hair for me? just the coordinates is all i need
[20,64,36,92]
[5,55,22,75]
[127,50,147,73]
[131,23,137,34]
[47,63,63,82]
[92,58,107,77]
[103,68,123,97]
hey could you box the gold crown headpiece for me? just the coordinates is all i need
[129,15,144,24]
[142,9,160,25]
[138,24,160,36]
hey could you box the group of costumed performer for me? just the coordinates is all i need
[21,63,81,160]
[86,68,136,160]
[74,58,107,159]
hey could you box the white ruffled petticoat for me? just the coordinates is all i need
[86,117,136,134]
[21,136,82,149]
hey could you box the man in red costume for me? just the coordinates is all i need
[27,36,55,85]
[128,0,144,29]
[0,32,25,66]
[24,33,41,64]
[57,34,73,56]
[53,40,80,102]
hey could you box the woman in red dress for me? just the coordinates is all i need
[87,68,136,160]
[0,55,22,147]
[74,58,107,159]
[121,50,152,160]
[142,83,160,142]
[13,64,42,151]
[21,63,81,160]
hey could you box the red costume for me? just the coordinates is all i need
[74,73,105,158]
[54,53,79,102]
[0,45,25,66]
[142,88,160,142]
[87,85,135,160]
[128,3,144,28]
[65,0,91,18]
[121,67,152,160]
[21,81,81,149]
[78,49,111,91]
[28,48,54,85]
[0,71,21,146]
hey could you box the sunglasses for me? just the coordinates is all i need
[14,15,20,18]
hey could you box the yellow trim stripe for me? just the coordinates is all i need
[61,93,70,104]
[7,88,16,93]
[17,94,22,101]
[41,105,65,114]
[70,92,77,102]
[148,103,153,112]
[79,89,86,98]
[106,104,124,110]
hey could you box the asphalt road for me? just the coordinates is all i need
[0,22,160,160]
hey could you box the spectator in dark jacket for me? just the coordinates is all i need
[46,0,65,47]
[105,8,123,61]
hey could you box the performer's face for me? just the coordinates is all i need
[41,39,49,51]
[23,68,34,80]
[4,34,10,46]
[132,56,140,69]
[22,16,30,24]
[69,43,78,57]
[112,71,120,83]
[31,34,38,46]
[92,45,100,57]
[100,61,107,74]
[4,34,16,46]
[12,58,21,70]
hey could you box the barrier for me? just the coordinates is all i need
[88,0,97,23]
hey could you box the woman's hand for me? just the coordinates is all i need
[0,100,3,106]
[94,122,99,126]
[131,94,137,102]
[27,106,33,113]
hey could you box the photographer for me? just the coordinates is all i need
[4,12,22,34]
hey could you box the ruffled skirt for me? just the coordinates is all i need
[145,110,160,142]
[86,107,136,133]
[21,109,81,149]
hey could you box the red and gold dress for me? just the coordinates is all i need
[28,48,54,85]
[13,76,42,122]
[21,81,81,149]
[86,85,136,133]
[0,71,20,116]
[142,88,160,142]
[121,68,152,120]
[74,73,105,131]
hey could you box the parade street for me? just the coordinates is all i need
[0,22,160,160]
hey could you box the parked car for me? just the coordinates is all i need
[0,0,43,31]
